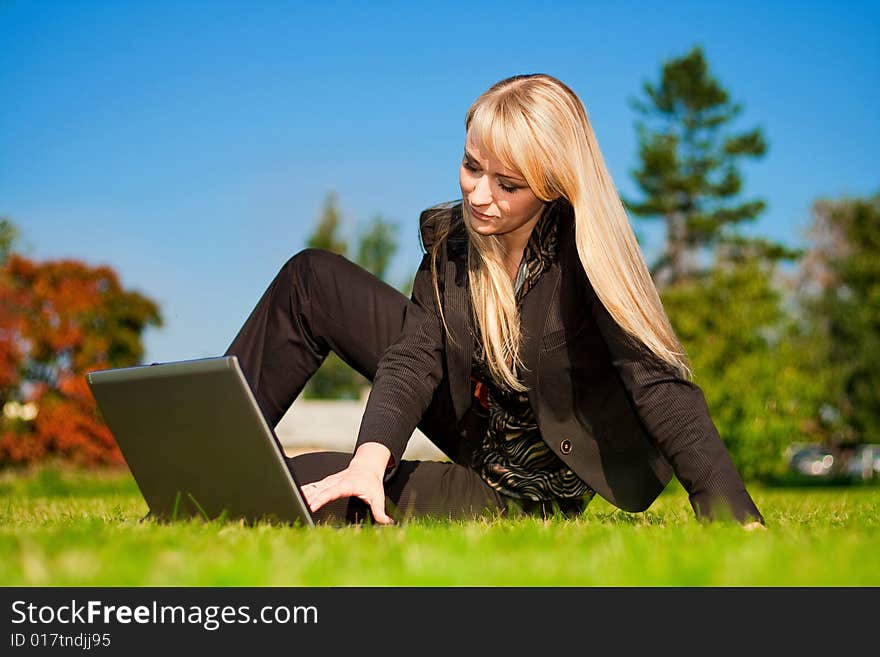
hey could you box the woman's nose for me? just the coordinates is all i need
[469,174,493,206]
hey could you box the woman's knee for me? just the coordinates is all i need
[283,248,341,288]
[286,450,351,485]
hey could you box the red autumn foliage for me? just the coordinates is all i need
[0,281,26,391]
[0,253,162,467]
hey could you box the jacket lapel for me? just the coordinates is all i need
[446,266,560,422]
[443,199,573,421]
[445,256,473,420]
[527,201,575,418]
[444,216,473,421]
[521,262,560,415]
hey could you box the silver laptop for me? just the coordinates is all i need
[86,355,315,527]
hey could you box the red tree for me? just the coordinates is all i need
[0,253,162,467]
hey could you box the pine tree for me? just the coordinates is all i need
[624,45,770,287]
[626,46,815,480]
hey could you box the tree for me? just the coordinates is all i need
[797,192,880,445]
[0,230,25,397]
[0,217,18,264]
[625,46,822,480]
[306,192,347,254]
[356,216,398,282]
[661,258,830,481]
[0,222,163,466]
[624,45,769,287]
[302,193,399,399]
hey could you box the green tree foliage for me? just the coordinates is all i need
[662,260,829,481]
[306,192,347,254]
[624,45,769,288]
[302,193,399,399]
[356,216,398,282]
[797,192,880,444]
[0,217,18,265]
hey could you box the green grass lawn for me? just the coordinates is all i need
[1,464,878,586]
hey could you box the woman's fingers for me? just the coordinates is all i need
[300,469,349,506]
[306,480,352,511]
[302,477,394,525]
[367,497,394,525]
[300,482,318,508]
[301,480,340,510]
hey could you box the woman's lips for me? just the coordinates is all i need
[470,206,497,221]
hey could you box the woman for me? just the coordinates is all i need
[224,73,765,529]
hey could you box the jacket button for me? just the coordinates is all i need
[560,439,573,455]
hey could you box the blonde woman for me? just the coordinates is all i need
[225,73,765,528]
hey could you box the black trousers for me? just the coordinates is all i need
[223,249,585,524]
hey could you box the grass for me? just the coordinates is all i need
[1,464,878,586]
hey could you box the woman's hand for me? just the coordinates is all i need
[300,442,395,525]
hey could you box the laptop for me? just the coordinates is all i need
[86,355,315,527]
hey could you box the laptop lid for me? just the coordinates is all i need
[86,355,314,527]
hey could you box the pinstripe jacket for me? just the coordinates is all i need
[356,199,764,524]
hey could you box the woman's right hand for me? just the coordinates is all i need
[300,442,395,525]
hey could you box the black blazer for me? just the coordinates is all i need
[356,200,764,524]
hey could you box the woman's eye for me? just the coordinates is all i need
[462,160,518,193]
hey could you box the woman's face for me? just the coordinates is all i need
[459,131,548,245]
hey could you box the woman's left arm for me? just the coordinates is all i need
[588,285,766,526]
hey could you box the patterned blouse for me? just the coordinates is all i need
[469,202,596,503]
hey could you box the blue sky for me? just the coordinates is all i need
[1,0,877,364]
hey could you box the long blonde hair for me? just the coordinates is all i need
[432,73,691,390]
